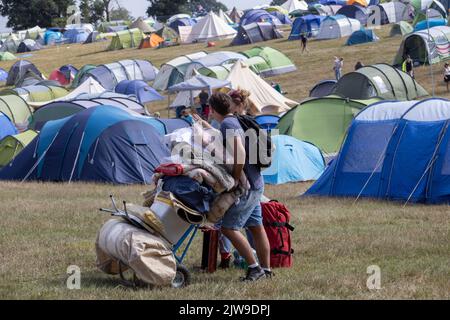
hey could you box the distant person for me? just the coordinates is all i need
[153,112,161,118]
[333,57,343,80]
[403,55,414,78]
[444,63,450,92]
[300,34,309,54]
[354,61,364,70]
[199,89,210,119]
[271,81,282,93]
[180,108,194,124]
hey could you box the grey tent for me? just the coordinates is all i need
[7,60,43,86]
[83,31,106,44]
[17,39,42,53]
[310,80,337,98]
[231,22,283,46]
[333,63,428,100]
[368,2,409,25]
[15,70,45,87]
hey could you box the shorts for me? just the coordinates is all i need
[221,187,264,230]
[445,75,450,82]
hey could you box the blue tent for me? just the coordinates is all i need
[262,135,325,185]
[318,0,347,5]
[0,106,190,184]
[115,80,164,104]
[414,19,447,32]
[346,29,379,46]
[289,15,325,39]
[306,99,450,204]
[44,30,63,45]
[0,68,8,82]
[240,9,282,26]
[169,18,196,33]
[255,115,280,131]
[336,5,369,25]
[268,11,292,25]
[0,112,17,140]
[63,29,89,44]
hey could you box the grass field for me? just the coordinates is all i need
[1,25,450,299]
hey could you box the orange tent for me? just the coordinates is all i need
[347,0,367,7]
[139,34,164,49]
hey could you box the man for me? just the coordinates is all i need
[300,34,309,54]
[199,90,210,119]
[197,92,271,281]
[334,57,343,80]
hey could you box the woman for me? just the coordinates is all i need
[444,63,450,92]
[228,89,257,116]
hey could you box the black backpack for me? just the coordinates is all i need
[235,115,273,169]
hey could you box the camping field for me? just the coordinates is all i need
[1,24,450,300]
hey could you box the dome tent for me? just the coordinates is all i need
[0,112,17,141]
[306,98,450,204]
[115,80,164,104]
[0,130,37,168]
[309,80,337,97]
[63,28,89,43]
[0,52,16,61]
[0,106,189,184]
[107,29,145,50]
[316,15,361,40]
[231,22,283,46]
[0,95,33,130]
[345,29,379,45]
[6,60,42,86]
[390,21,414,37]
[262,135,325,184]
[17,39,42,53]
[336,5,370,25]
[334,63,428,100]
[242,47,297,77]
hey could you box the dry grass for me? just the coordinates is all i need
[1,24,450,299]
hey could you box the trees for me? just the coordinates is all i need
[189,0,228,13]
[79,0,105,24]
[109,7,132,21]
[146,0,228,21]
[0,0,74,29]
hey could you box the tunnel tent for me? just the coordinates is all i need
[414,18,447,32]
[336,5,370,25]
[242,47,297,77]
[289,15,325,39]
[393,26,450,65]
[334,63,428,100]
[0,130,38,167]
[309,80,337,97]
[316,15,361,40]
[368,2,409,25]
[231,22,283,46]
[2,85,70,103]
[107,28,145,50]
[0,95,32,130]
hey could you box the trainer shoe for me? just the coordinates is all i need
[264,269,274,278]
[241,266,266,282]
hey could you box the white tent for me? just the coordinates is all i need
[281,0,309,13]
[226,61,297,114]
[316,16,361,40]
[218,9,234,25]
[183,11,237,43]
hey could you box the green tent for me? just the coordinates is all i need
[198,64,232,80]
[0,95,33,129]
[1,86,69,103]
[0,52,17,61]
[71,64,96,88]
[393,26,450,65]
[156,26,179,42]
[107,28,144,51]
[25,26,45,40]
[390,21,414,37]
[277,96,380,155]
[241,47,297,77]
[334,63,428,100]
[0,130,37,167]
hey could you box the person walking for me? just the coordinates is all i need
[334,57,343,80]
[444,63,450,92]
[354,61,364,70]
[403,55,414,78]
[300,34,309,54]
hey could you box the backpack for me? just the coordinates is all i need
[261,200,294,268]
[235,115,273,169]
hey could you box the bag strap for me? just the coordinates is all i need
[269,221,295,231]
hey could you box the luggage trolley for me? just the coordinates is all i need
[100,195,200,288]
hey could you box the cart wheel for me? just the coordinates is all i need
[172,264,190,288]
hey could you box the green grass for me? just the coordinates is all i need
[1,24,450,299]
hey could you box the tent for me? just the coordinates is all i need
[0,68,8,82]
[262,135,325,184]
[0,36,20,53]
[0,95,32,130]
[0,52,16,61]
[229,7,242,23]
[155,26,179,42]
[49,69,70,86]
[6,60,42,86]
[226,61,297,115]
[242,47,297,77]
[218,9,234,25]
[77,59,158,91]
[3,85,69,103]
[0,106,190,184]
[44,30,63,45]
[0,112,17,141]
[65,23,94,33]
[346,29,379,45]
[289,15,325,39]
[393,26,450,65]
[25,26,44,40]
[17,39,42,53]
[169,17,196,34]
[305,98,450,204]
[168,74,231,107]
[130,17,155,34]
[182,11,237,43]
[63,29,89,43]
[314,4,344,16]
[254,114,280,131]
[71,64,96,88]
[268,10,293,25]
[231,22,283,46]
[14,70,45,88]
[281,0,309,13]
[390,21,414,37]
[414,18,447,32]
[115,80,164,104]
[240,9,282,26]
[107,29,144,50]
[347,0,368,6]
[153,52,208,91]
[336,5,369,24]
[83,31,105,44]
[309,80,337,97]
[0,130,38,168]
[316,15,361,39]
[139,34,164,49]
[59,65,78,82]
[334,63,428,100]
[368,2,409,25]
[277,95,380,155]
